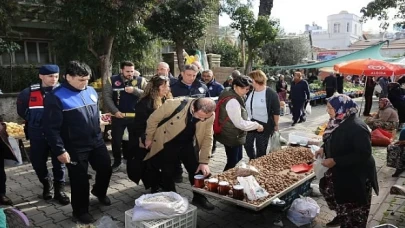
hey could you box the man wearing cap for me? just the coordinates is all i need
[16,64,70,205]
[103,61,147,172]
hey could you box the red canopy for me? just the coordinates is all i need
[334,59,405,76]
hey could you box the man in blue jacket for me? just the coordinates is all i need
[43,61,112,224]
[16,65,69,205]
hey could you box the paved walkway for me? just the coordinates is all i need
[2,98,405,227]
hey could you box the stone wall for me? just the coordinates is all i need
[0,93,22,123]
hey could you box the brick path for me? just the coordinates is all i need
[2,98,405,228]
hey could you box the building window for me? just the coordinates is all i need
[347,23,350,32]
[0,41,52,66]
[334,23,340,33]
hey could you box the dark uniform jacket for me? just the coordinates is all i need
[43,83,104,156]
[171,79,210,98]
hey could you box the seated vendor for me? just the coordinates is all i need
[387,128,405,177]
[365,98,399,131]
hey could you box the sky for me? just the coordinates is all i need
[219,0,398,34]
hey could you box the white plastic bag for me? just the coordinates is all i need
[287,196,320,226]
[122,127,129,141]
[4,137,22,167]
[313,157,329,179]
[237,176,269,201]
[132,192,189,221]
[269,131,281,153]
[95,216,119,228]
[374,84,382,94]
[305,103,312,115]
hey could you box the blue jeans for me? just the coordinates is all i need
[224,145,243,171]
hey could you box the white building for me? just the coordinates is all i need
[311,11,363,50]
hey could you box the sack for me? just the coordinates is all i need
[305,103,312,115]
[235,162,259,177]
[313,157,329,179]
[371,129,391,147]
[237,176,269,201]
[269,131,281,153]
[287,197,320,226]
[213,96,234,134]
[376,128,393,139]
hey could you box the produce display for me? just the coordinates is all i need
[90,78,102,89]
[4,122,25,138]
[211,147,315,205]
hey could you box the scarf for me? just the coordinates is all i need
[379,98,394,110]
[323,94,359,142]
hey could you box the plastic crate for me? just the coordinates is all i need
[125,204,197,228]
[279,176,316,208]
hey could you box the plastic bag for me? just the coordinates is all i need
[122,127,129,141]
[305,103,312,115]
[376,128,393,139]
[235,162,259,177]
[371,129,391,147]
[287,196,320,226]
[95,216,119,228]
[132,192,189,221]
[313,157,328,179]
[269,131,281,153]
[4,137,22,167]
[237,176,269,201]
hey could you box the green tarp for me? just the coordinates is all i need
[270,41,394,69]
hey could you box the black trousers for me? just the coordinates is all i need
[326,88,335,98]
[150,142,199,193]
[0,144,6,195]
[111,117,133,164]
[364,95,373,116]
[291,100,306,123]
[244,130,272,159]
[67,145,112,215]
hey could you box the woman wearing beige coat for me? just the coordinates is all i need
[365,98,399,131]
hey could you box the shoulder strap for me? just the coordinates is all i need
[250,91,255,116]
[158,99,188,127]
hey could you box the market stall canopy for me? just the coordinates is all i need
[268,41,391,70]
[334,59,405,76]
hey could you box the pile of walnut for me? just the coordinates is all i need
[214,147,314,205]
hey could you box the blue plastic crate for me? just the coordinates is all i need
[279,176,315,207]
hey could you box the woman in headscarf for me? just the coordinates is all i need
[387,127,405,177]
[315,94,379,228]
[365,98,399,131]
[127,75,172,193]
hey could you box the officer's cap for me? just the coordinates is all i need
[39,65,59,75]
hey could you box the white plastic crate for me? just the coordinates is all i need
[288,131,322,146]
[125,204,197,228]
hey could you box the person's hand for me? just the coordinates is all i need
[314,148,324,159]
[257,124,264,132]
[125,86,134,94]
[274,125,279,132]
[58,152,70,164]
[145,139,152,149]
[139,137,146,148]
[196,164,211,177]
[114,111,124,118]
[322,158,336,168]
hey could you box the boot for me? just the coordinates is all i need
[54,182,70,205]
[41,179,53,200]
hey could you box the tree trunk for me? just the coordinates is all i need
[245,46,253,75]
[258,0,274,17]
[9,53,12,91]
[175,42,185,73]
[241,35,246,69]
[100,36,114,85]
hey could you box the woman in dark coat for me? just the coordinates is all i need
[315,94,379,228]
[127,75,172,192]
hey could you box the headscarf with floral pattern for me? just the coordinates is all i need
[323,94,359,142]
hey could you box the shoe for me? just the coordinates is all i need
[0,195,13,205]
[298,119,306,123]
[291,122,297,127]
[73,212,94,224]
[392,169,405,177]
[41,179,53,200]
[54,182,70,205]
[151,186,162,194]
[91,189,111,206]
[111,163,121,173]
[326,216,341,227]
[192,195,214,210]
[174,173,183,183]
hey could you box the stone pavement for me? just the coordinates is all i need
[2,98,404,228]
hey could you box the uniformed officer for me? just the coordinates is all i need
[16,65,69,205]
[103,61,147,172]
[170,64,210,183]
[43,61,112,224]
